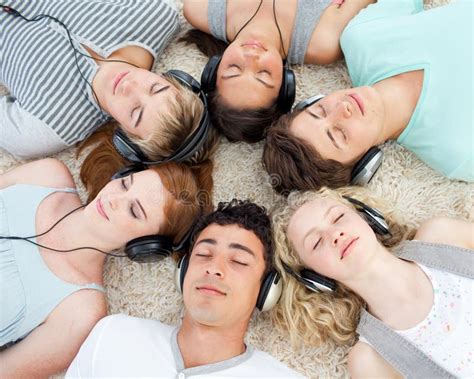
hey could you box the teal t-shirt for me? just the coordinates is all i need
[340,0,473,182]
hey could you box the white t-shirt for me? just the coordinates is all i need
[66,314,304,378]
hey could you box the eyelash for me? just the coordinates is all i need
[130,107,140,126]
[313,213,344,250]
[258,70,270,75]
[121,178,139,219]
[195,254,247,266]
[335,213,344,223]
[232,260,248,266]
[229,64,240,69]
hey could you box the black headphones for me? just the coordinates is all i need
[174,253,283,312]
[201,55,296,113]
[283,196,390,293]
[112,70,212,165]
[293,94,384,185]
[112,165,181,263]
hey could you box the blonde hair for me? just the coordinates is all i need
[126,76,218,164]
[79,76,218,181]
[271,187,413,348]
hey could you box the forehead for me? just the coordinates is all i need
[193,223,265,258]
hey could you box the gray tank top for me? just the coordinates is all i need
[207,0,331,64]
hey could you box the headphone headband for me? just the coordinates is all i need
[112,70,211,165]
[201,54,295,112]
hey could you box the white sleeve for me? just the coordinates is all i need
[0,95,68,159]
[65,316,116,378]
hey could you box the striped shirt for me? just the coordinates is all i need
[0,0,178,152]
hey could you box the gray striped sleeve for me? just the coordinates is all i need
[208,0,228,43]
[0,96,68,159]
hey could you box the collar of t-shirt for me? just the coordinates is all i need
[170,327,254,376]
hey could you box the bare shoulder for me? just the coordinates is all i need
[183,0,210,33]
[348,341,403,379]
[415,217,474,249]
[48,287,107,333]
[0,158,75,190]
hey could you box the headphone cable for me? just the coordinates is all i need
[0,203,127,258]
[1,5,140,120]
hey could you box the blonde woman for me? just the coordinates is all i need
[272,188,473,378]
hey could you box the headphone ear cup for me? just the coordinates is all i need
[300,269,337,293]
[112,128,149,164]
[175,254,190,294]
[277,66,296,113]
[256,271,282,311]
[351,147,383,185]
[125,235,173,263]
[201,55,221,93]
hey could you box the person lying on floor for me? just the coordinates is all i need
[66,200,303,378]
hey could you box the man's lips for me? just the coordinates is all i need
[113,72,129,94]
[349,93,365,115]
[196,285,227,296]
[341,237,359,260]
[96,197,109,220]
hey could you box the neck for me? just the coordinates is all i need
[342,244,432,329]
[39,209,109,272]
[177,313,248,369]
[373,70,424,142]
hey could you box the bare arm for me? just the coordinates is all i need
[183,0,211,33]
[348,341,403,379]
[414,217,474,250]
[0,291,106,379]
[0,158,75,190]
[306,0,376,65]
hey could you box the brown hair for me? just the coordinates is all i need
[179,29,227,58]
[263,111,353,194]
[79,128,215,216]
[180,30,284,143]
[80,151,212,245]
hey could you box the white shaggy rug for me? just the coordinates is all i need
[1,0,471,377]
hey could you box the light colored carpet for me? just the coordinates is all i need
[1,0,471,377]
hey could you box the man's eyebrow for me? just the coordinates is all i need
[229,242,255,257]
[195,238,217,246]
[327,130,340,149]
[307,109,321,120]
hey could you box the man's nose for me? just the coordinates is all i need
[205,258,225,278]
[329,100,352,120]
